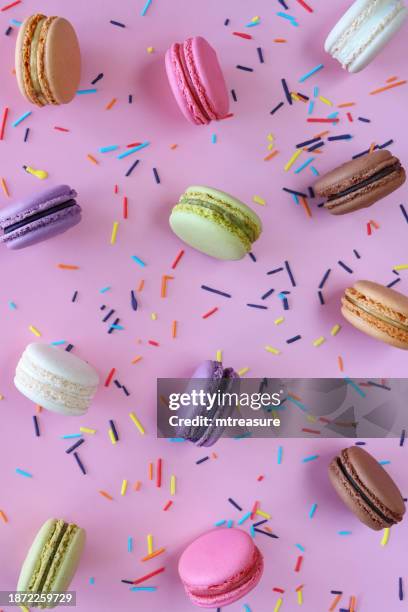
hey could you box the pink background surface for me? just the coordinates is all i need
[1,0,408,610]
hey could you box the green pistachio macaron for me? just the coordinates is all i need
[17,518,86,608]
[169,186,262,260]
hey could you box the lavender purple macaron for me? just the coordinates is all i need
[0,184,81,250]
[176,360,239,447]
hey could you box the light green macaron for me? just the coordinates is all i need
[169,186,262,260]
[17,519,86,609]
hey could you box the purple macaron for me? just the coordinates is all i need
[0,184,82,249]
[177,360,239,447]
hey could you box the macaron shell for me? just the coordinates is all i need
[188,36,229,119]
[42,17,81,104]
[353,280,408,317]
[17,519,59,591]
[341,302,408,349]
[165,44,207,125]
[45,526,86,595]
[0,185,76,224]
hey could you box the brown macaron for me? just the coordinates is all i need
[15,14,81,107]
[341,280,408,349]
[329,446,405,530]
[315,150,406,215]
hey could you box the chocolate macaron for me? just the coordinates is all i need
[329,446,405,530]
[341,280,408,349]
[315,150,406,214]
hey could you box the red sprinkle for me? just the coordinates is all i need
[114,184,119,194]
[367,222,372,236]
[307,118,339,123]
[163,500,173,511]
[250,500,260,520]
[0,107,9,140]
[295,0,313,12]
[171,249,185,269]
[347,112,353,122]
[54,126,70,132]
[104,368,116,387]
[295,555,303,572]
[202,307,218,319]
[127,142,142,148]
[257,475,264,481]
[123,196,128,219]
[132,567,165,585]
[1,0,21,11]
[302,428,321,434]
[273,587,285,594]
[148,340,160,346]
[156,458,162,488]
[233,31,252,39]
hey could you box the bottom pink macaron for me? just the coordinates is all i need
[178,528,263,608]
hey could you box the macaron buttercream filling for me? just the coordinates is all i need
[28,520,68,591]
[181,39,218,121]
[344,290,408,332]
[29,16,47,104]
[336,457,394,524]
[4,199,77,234]
[42,524,78,592]
[327,162,401,204]
[330,0,405,68]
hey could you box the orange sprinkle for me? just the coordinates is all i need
[105,97,117,110]
[99,490,113,501]
[172,320,177,338]
[300,196,312,218]
[137,279,145,292]
[369,142,376,153]
[370,80,407,95]
[329,594,342,611]
[337,102,356,108]
[161,274,174,298]
[141,547,166,562]
[370,219,380,229]
[170,144,178,149]
[211,452,218,459]
[350,596,356,612]
[36,404,42,413]
[274,38,287,42]
[133,480,141,491]
[338,356,344,372]
[148,462,154,480]
[87,154,98,165]
[131,356,143,364]
[1,177,9,197]
[288,392,302,402]
[386,76,398,83]
[313,130,330,139]
[0,510,8,523]
[264,526,273,533]
[264,149,279,161]
[57,264,79,270]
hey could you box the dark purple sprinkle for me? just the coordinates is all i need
[24,127,29,142]
[65,344,74,352]
[296,136,321,148]
[281,78,292,105]
[122,580,133,584]
[201,285,232,298]
[339,609,349,612]
[308,186,315,198]
[261,288,275,300]
[352,147,375,158]
[131,290,138,311]
[128,94,133,103]
[286,335,301,343]
[353,249,361,259]
[296,92,309,101]
[110,20,125,27]
[338,261,353,273]
[100,305,106,310]
[308,141,325,152]
[73,452,86,475]
[72,290,78,302]
[109,318,120,333]
[231,89,237,102]
[282,187,308,197]
[387,278,401,288]
[358,116,370,123]
[394,269,400,275]
[285,260,296,287]
[367,381,391,390]
[247,303,268,309]
[196,456,209,465]
[267,267,284,275]
[236,65,253,72]
[153,167,160,184]
[355,441,366,445]
[103,309,115,322]
[254,528,278,538]
[280,290,290,295]
[253,519,268,527]
[319,269,331,289]
[318,291,324,305]
[400,429,406,447]
[5,26,12,35]
[328,134,352,141]
[125,159,139,176]
[331,591,343,595]
[114,380,122,388]
[399,577,404,601]
[122,386,130,396]
[400,204,408,223]
[248,252,257,262]
[91,73,104,85]
[109,419,119,441]
[33,415,40,437]
[224,18,230,26]
[278,0,289,9]
[282,297,289,311]
[270,101,284,115]
[228,497,243,511]
[66,438,85,454]
[317,201,325,208]
[379,139,393,149]
[257,47,264,63]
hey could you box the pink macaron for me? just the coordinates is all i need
[178,528,263,608]
[165,36,229,125]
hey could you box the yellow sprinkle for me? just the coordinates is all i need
[381,527,390,546]
[265,345,280,355]
[216,350,223,362]
[131,355,143,365]
[170,474,176,496]
[80,427,96,434]
[20,607,30,612]
[86,154,98,165]
[108,429,117,445]
[267,133,274,141]
[110,221,119,245]
[256,509,271,519]
[147,46,154,53]
[284,149,302,171]
[253,195,266,206]
[121,479,128,496]
[29,325,41,337]
[274,597,283,612]
[306,414,317,422]
[129,412,145,434]
[274,317,284,325]
[297,588,303,605]
[238,367,249,376]
[25,166,48,179]
[267,143,274,150]
[393,264,408,270]
[147,534,153,555]
[313,336,325,347]
[319,95,333,106]
[151,312,157,320]
[291,92,300,101]
[251,15,260,21]
[331,324,341,336]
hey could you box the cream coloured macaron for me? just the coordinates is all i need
[14,343,99,415]
[169,186,262,260]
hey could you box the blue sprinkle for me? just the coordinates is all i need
[16,468,32,478]
[338,530,352,535]
[118,142,149,159]
[211,133,217,144]
[76,89,97,95]
[250,524,255,537]
[50,340,66,346]
[141,0,153,16]
[294,157,315,174]
[313,86,319,97]
[10,19,22,26]
[310,166,319,176]
[238,512,251,525]
[276,11,298,25]
[89,577,95,585]
[243,605,252,612]
[227,519,233,528]
[277,445,283,464]
[296,543,305,552]
[302,454,319,463]
[215,520,226,526]
[128,537,133,552]
[379,460,391,465]
[345,377,366,398]
[8,301,17,309]
[298,64,324,83]
[99,145,119,153]
[308,100,315,115]
[130,587,157,592]
[287,397,308,412]
[327,112,339,119]
[131,255,146,267]
[61,433,83,439]
[100,286,111,293]
[309,503,317,518]
[12,111,31,127]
